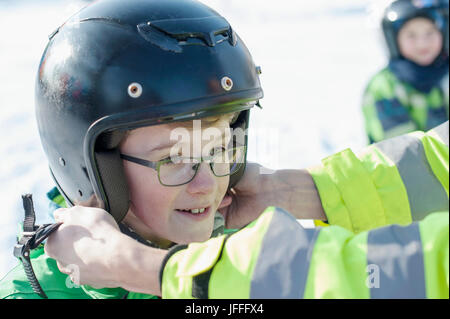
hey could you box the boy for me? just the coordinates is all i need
[362,0,449,143]
[0,0,263,298]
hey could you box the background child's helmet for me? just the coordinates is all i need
[382,0,449,59]
[35,0,263,222]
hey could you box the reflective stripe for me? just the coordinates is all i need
[375,134,448,220]
[250,207,320,298]
[383,121,417,139]
[367,223,426,299]
[430,121,449,147]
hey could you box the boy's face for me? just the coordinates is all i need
[119,118,232,246]
[397,17,443,66]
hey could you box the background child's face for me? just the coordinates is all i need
[397,17,443,66]
[119,118,232,246]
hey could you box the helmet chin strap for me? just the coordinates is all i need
[13,194,62,299]
[95,148,130,222]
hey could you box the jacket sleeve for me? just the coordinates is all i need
[160,207,449,299]
[308,121,449,234]
[362,70,417,143]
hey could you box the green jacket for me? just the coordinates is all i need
[362,67,448,143]
[161,121,449,298]
[0,246,156,299]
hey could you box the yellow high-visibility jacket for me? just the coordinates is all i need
[160,121,449,299]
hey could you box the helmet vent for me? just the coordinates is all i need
[137,16,236,53]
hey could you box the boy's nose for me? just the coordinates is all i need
[186,163,215,195]
[417,35,432,49]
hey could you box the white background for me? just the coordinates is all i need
[0,0,388,280]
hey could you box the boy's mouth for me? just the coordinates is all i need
[175,206,211,219]
[175,207,207,214]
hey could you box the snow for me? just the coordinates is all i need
[0,0,386,280]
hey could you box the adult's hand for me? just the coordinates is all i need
[219,163,276,228]
[220,162,327,229]
[44,206,166,295]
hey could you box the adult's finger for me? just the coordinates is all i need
[53,208,68,222]
[55,261,70,274]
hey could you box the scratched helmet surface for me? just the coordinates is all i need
[35,0,263,222]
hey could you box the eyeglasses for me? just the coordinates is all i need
[120,145,246,186]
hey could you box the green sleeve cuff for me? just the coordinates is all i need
[309,148,388,233]
[308,164,354,232]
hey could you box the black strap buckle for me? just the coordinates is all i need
[13,194,62,299]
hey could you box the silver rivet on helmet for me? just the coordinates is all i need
[128,82,143,98]
[221,76,233,91]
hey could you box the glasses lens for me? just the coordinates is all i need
[158,158,198,186]
[211,146,245,177]
[157,146,246,186]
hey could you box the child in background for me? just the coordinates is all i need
[362,0,449,143]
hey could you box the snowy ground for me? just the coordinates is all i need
[0,0,386,279]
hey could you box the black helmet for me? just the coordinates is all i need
[35,0,263,222]
[382,0,449,59]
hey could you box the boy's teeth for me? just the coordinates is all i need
[179,208,206,214]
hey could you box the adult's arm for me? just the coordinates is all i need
[226,121,449,233]
[161,207,449,298]
[308,120,448,233]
